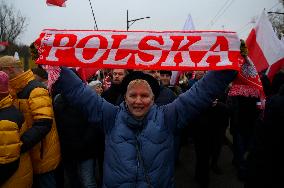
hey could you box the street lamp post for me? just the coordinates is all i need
[267,11,284,15]
[127,10,150,31]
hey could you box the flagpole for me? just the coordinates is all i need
[88,0,98,30]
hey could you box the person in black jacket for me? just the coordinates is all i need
[101,69,128,105]
[53,74,104,188]
[245,69,284,188]
[192,89,230,188]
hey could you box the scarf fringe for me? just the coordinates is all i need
[228,84,260,98]
[42,65,61,92]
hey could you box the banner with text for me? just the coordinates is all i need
[35,29,241,71]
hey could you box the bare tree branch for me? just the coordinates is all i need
[268,1,284,38]
[0,0,28,43]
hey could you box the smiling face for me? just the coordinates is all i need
[125,79,154,119]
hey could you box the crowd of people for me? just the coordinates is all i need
[0,42,284,188]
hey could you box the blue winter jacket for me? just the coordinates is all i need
[57,67,236,188]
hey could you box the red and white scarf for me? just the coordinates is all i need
[228,57,263,97]
[35,30,264,94]
[35,29,241,70]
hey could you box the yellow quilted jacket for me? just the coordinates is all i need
[9,70,60,174]
[0,95,33,188]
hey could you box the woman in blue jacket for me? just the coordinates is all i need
[55,67,236,188]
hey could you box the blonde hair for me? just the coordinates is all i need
[0,56,22,69]
[127,79,154,97]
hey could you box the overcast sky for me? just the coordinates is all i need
[10,0,281,45]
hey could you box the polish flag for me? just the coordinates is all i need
[46,0,67,7]
[246,11,284,81]
[170,14,195,85]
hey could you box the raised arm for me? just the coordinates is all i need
[164,69,237,130]
[54,67,118,131]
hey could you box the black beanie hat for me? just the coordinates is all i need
[160,70,172,76]
[121,71,160,100]
[31,66,48,80]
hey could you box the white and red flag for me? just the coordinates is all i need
[246,11,284,81]
[46,0,67,7]
[0,41,8,52]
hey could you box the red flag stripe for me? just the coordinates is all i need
[246,29,269,72]
[46,0,66,7]
[266,58,284,81]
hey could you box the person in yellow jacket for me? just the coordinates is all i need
[0,71,33,188]
[0,56,60,188]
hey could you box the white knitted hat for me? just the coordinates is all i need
[88,80,102,87]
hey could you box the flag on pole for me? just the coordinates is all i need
[170,13,195,85]
[46,0,67,7]
[0,41,8,52]
[182,14,195,30]
[246,11,284,81]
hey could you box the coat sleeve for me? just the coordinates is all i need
[164,70,237,130]
[55,67,118,132]
[20,87,53,153]
[29,88,54,120]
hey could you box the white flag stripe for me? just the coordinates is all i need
[183,14,195,30]
[256,11,284,66]
[170,13,196,85]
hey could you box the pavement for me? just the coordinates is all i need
[175,141,244,188]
